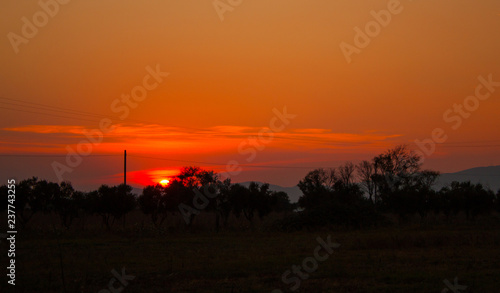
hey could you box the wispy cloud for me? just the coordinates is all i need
[2,123,402,153]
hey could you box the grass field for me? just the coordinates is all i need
[1,212,500,292]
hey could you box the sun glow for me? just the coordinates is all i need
[160,179,170,186]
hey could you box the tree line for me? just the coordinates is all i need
[2,145,500,231]
[0,167,291,231]
[288,145,500,230]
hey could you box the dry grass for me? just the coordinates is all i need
[1,211,499,292]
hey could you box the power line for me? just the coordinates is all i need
[0,97,385,145]
[1,96,109,118]
[128,154,340,169]
[0,152,324,169]
[0,154,120,158]
[0,106,104,124]
[0,96,212,133]
[0,152,497,176]
[0,98,109,120]
[3,96,500,148]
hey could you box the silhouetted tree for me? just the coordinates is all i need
[215,178,232,231]
[72,190,90,230]
[339,161,356,188]
[269,191,292,213]
[138,184,168,228]
[91,184,136,230]
[296,166,379,228]
[397,170,440,220]
[356,160,376,202]
[373,144,422,194]
[32,179,59,214]
[175,166,220,227]
[15,177,39,227]
[371,145,441,221]
[297,168,336,209]
[0,184,8,213]
[448,181,494,220]
[53,181,79,229]
[248,182,272,220]
[495,189,500,214]
[226,183,247,220]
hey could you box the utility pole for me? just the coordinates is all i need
[123,150,127,229]
[124,150,127,186]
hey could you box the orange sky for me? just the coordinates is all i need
[1,0,499,189]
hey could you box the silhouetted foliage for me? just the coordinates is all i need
[378,170,440,221]
[270,191,292,213]
[356,160,376,202]
[90,184,136,230]
[439,181,494,220]
[296,162,381,229]
[138,184,167,228]
[496,189,500,213]
[372,144,422,194]
[15,177,41,227]
[0,184,8,212]
[175,166,220,226]
[52,181,79,229]
[4,146,498,232]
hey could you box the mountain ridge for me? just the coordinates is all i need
[436,165,500,191]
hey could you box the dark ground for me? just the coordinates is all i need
[1,211,499,292]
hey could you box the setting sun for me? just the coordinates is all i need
[160,179,170,186]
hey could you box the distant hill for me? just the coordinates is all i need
[435,165,500,192]
[239,181,302,203]
[132,187,143,196]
